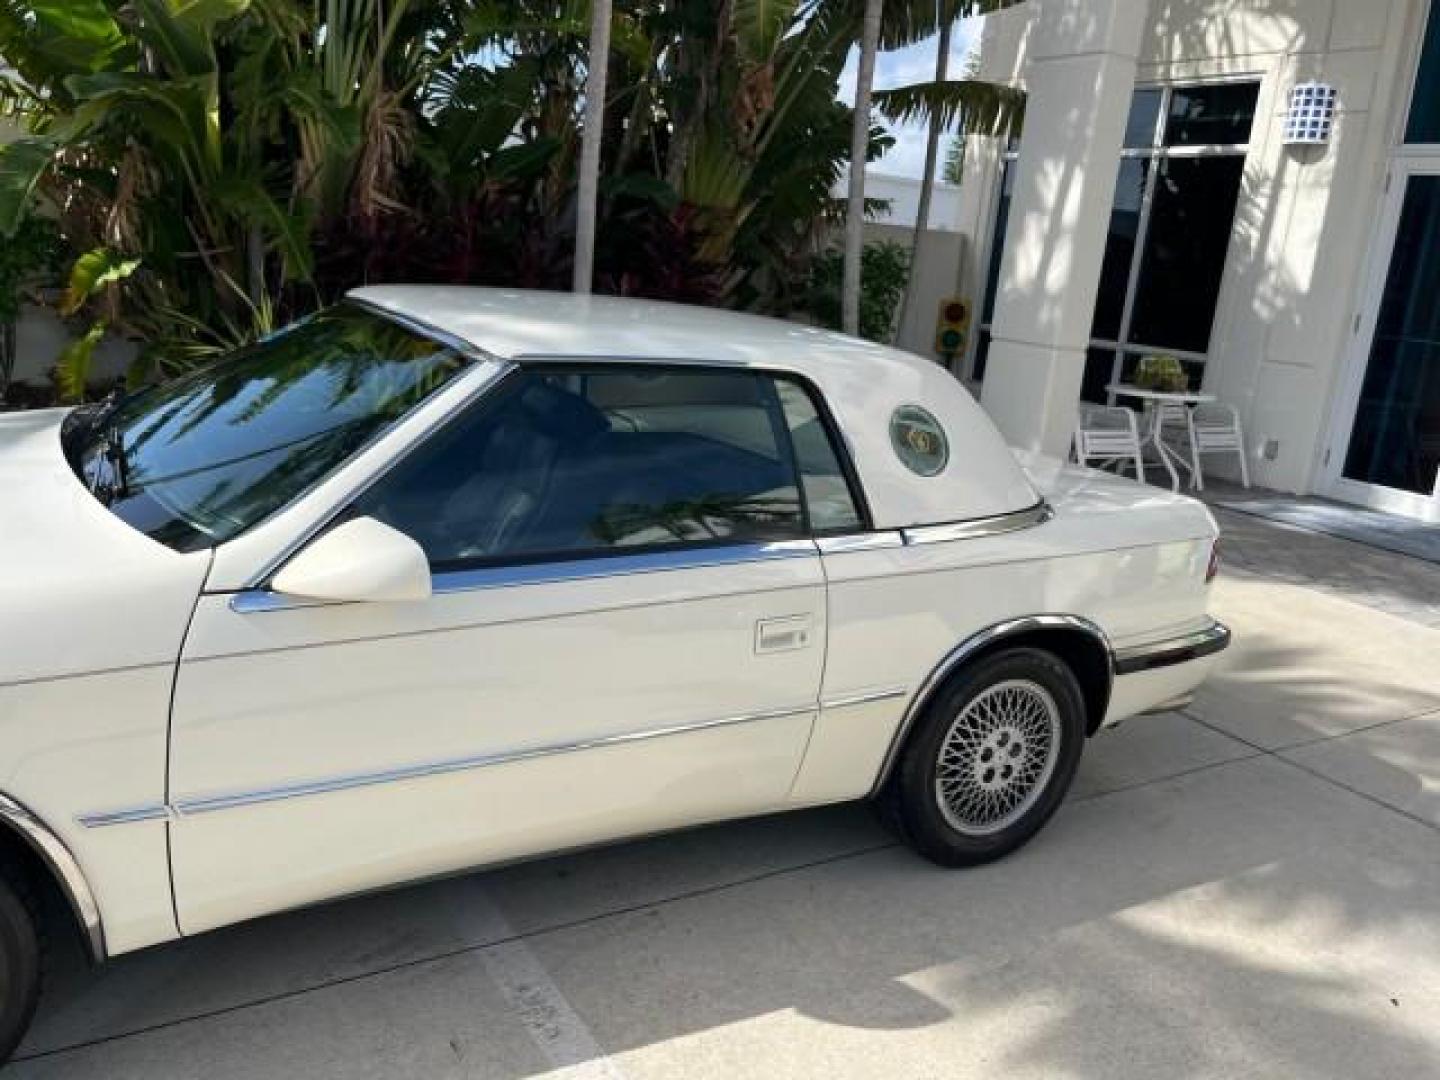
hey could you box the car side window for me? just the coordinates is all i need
[774,380,864,533]
[354,366,813,566]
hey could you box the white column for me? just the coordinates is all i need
[980,0,1149,457]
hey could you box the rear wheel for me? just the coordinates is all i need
[892,648,1086,866]
[0,873,40,1063]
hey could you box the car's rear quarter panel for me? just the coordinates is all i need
[789,504,1216,805]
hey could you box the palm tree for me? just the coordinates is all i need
[875,1,1025,347]
[892,5,954,343]
[842,0,884,336]
[572,0,613,294]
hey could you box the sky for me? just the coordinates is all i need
[836,18,982,181]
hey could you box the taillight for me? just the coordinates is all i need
[1205,539,1221,583]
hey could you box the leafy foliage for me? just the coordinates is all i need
[0,0,1019,397]
[0,212,64,391]
[803,240,910,343]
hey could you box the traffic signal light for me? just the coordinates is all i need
[935,297,971,359]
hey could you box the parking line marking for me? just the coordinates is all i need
[450,881,628,1079]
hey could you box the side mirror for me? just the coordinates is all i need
[271,517,432,603]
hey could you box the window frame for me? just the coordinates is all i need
[973,76,1261,400]
[1402,0,1440,148]
[1096,77,1259,401]
[338,359,874,576]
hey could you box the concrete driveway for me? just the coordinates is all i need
[10,513,1440,1079]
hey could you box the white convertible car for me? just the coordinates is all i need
[0,287,1228,1056]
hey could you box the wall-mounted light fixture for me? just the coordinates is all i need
[1283,81,1337,145]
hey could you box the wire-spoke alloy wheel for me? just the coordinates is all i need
[934,679,1062,837]
[890,647,1087,867]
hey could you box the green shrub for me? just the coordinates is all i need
[802,241,911,342]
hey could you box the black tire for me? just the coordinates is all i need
[892,647,1086,867]
[0,871,41,1064]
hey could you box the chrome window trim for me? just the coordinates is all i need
[228,539,820,613]
[230,499,1055,613]
[431,539,819,596]
[814,531,905,554]
[869,614,1113,797]
[1113,619,1230,676]
[168,703,817,817]
[229,591,349,615]
[899,500,1054,546]
[0,792,106,962]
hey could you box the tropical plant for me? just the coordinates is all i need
[804,239,909,343]
[0,0,1025,393]
[0,213,63,394]
[877,1,1025,344]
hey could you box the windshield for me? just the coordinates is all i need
[65,303,471,552]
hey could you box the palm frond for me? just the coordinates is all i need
[873,77,1024,138]
[879,0,1029,50]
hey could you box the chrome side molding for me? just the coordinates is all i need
[83,704,817,822]
[76,803,174,828]
[1112,620,1231,676]
[819,686,910,711]
[869,614,1113,797]
[0,792,106,962]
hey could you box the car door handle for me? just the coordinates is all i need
[755,615,814,654]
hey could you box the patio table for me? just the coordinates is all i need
[1106,383,1217,492]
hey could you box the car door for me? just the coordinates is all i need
[168,364,839,935]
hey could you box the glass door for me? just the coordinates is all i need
[1328,165,1440,520]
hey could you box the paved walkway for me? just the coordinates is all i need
[1200,479,1440,629]
[9,515,1440,1078]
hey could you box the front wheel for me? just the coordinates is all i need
[892,647,1086,867]
[0,873,41,1063]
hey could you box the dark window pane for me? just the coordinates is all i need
[1164,82,1259,146]
[1126,155,1245,354]
[1091,158,1150,339]
[1082,347,1119,404]
[980,161,1016,324]
[1124,88,1164,148]
[1343,176,1440,494]
[65,305,468,552]
[775,380,862,533]
[1407,2,1440,143]
[357,368,805,564]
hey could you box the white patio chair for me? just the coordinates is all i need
[1157,402,1202,488]
[1074,404,1145,483]
[1187,401,1250,489]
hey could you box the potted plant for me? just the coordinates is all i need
[1134,353,1189,393]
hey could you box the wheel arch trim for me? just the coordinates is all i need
[0,792,105,963]
[868,614,1114,797]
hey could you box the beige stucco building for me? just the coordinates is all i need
[952,0,1440,522]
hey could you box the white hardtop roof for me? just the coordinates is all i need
[350,284,914,373]
[348,285,1040,528]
